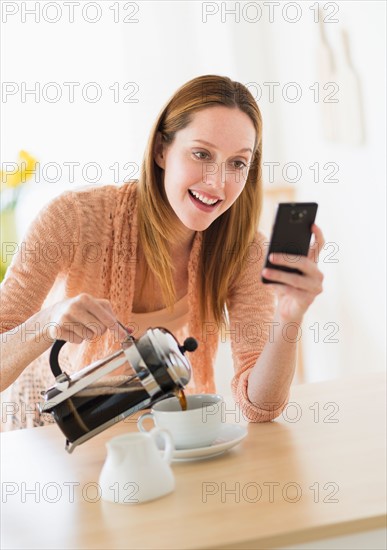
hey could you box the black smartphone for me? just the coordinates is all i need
[261,202,318,284]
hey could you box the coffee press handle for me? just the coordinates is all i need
[49,339,67,378]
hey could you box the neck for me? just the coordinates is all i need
[168,216,196,251]
[170,229,196,259]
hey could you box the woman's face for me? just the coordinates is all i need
[154,105,256,235]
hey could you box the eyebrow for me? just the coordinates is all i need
[191,139,253,154]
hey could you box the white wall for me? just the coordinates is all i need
[1,0,130,216]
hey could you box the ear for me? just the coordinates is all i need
[153,131,166,169]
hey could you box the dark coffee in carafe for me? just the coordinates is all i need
[51,383,150,443]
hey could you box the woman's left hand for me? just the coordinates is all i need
[261,224,325,322]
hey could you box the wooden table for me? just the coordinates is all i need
[1,372,386,549]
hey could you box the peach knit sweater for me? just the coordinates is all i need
[0,181,289,430]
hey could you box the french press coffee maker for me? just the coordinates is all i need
[39,328,197,453]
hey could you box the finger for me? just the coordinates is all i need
[56,331,84,345]
[48,321,84,344]
[95,298,121,326]
[269,253,318,277]
[68,296,113,341]
[68,309,106,342]
[56,312,95,343]
[94,300,133,341]
[262,267,323,294]
[80,296,119,332]
[115,321,133,340]
[308,224,325,262]
[275,285,316,316]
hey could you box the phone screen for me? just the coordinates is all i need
[262,202,318,284]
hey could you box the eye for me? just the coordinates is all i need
[192,151,248,170]
[232,160,247,170]
[192,151,210,160]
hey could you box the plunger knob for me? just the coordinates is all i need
[179,337,198,354]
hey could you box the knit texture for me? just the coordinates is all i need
[0,181,289,429]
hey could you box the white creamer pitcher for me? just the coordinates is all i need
[99,428,175,504]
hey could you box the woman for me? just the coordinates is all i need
[0,75,324,430]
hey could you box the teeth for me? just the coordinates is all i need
[190,190,219,205]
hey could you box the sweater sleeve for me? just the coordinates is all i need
[226,231,290,422]
[0,191,79,333]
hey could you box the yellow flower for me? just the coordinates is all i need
[0,150,38,190]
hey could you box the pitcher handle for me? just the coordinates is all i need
[150,428,174,464]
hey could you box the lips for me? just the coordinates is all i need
[188,189,223,204]
[188,190,222,212]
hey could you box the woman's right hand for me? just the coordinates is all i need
[47,293,128,344]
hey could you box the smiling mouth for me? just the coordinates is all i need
[188,189,222,206]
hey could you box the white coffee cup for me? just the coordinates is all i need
[137,394,224,450]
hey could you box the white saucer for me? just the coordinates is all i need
[157,424,248,462]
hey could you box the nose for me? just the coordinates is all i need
[201,161,226,189]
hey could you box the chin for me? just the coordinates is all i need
[184,219,217,232]
[183,221,205,232]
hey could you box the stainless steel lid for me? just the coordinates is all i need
[146,327,194,386]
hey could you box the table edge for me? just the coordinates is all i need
[206,515,387,550]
